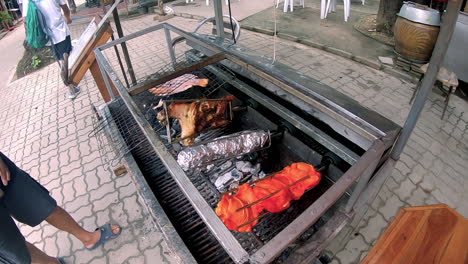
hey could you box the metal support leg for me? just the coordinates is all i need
[111,34,131,88]
[112,7,137,86]
[441,86,453,120]
[164,27,177,70]
[213,0,224,39]
[409,75,424,105]
[344,141,385,212]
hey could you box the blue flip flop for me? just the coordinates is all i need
[86,224,122,251]
[57,257,66,264]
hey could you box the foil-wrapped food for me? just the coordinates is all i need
[177,130,270,171]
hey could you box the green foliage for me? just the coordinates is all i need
[31,55,42,69]
[0,11,13,24]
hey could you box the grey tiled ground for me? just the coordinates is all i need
[1,14,467,264]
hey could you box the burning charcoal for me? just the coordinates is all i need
[231,168,242,181]
[251,163,261,176]
[214,171,235,190]
[210,172,220,183]
[259,171,266,179]
[242,152,259,162]
[229,182,239,190]
[205,164,215,171]
[236,161,253,174]
[220,160,233,171]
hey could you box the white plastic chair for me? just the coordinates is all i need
[276,0,304,12]
[324,0,350,21]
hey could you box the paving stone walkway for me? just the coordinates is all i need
[0,14,467,264]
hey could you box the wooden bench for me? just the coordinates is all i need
[362,204,468,264]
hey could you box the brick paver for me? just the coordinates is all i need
[1,13,467,264]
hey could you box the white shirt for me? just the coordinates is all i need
[23,0,70,44]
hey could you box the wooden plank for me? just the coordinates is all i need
[70,23,113,85]
[128,53,226,96]
[362,204,468,264]
[89,61,119,102]
[68,17,98,70]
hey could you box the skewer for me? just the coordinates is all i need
[219,161,328,197]
[235,174,313,212]
[236,212,269,229]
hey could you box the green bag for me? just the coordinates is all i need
[26,0,49,49]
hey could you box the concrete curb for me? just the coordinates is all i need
[173,12,206,21]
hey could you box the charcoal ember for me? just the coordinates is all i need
[259,171,266,179]
[231,168,242,181]
[220,160,233,171]
[229,182,239,190]
[214,171,234,190]
[205,164,215,172]
[251,164,261,176]
[236,161,263,177]
[236,161,253,174]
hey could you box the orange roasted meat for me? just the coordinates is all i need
[276,162,321,200]
[215,193,257,232]
[253,178,292,213]
[215,162,322,232]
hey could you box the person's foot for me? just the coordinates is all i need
[67,86,81,100]
[84,224,121,249]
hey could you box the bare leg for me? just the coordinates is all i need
[26,242,60,264]
[46,206,120,249]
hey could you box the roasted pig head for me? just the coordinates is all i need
[157,95,235,146]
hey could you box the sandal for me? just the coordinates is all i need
[86,224,122,251]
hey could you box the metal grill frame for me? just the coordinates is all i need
[94,23,398,264]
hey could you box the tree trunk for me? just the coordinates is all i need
[376,0,404,33]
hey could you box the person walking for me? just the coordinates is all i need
[22,0,80,99]
[0,152,122,264]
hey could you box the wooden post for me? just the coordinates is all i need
[89,62,119,102]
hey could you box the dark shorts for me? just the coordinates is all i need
[0,152,57,264]
[51,35,72,61]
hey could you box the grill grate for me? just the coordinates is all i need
[109,103,234,263]
[99,62,335,263]
[105,98,333,262]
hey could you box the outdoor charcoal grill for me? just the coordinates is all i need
[93,23,401,264]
